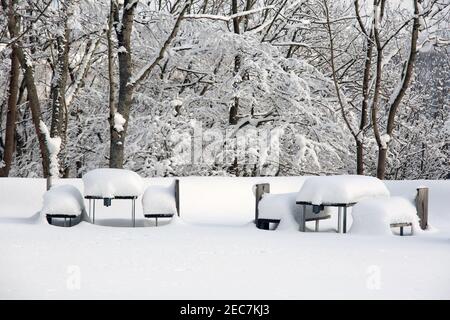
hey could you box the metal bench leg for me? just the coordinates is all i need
[343,207,347,234]
[155,217,158,227]
[69,217,72,227]
[315,220,319,232]
[338,207,342,233]
[298,205,306,232]
[400,226,404,236]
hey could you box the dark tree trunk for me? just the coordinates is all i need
[376,0,421,179]
[356,140,364,175]
[377,148,387,179]
[109,0,137,169]
[50,16,70,178]
[0,0,19,177]
[16,47,50,177]
[229,0,240,126]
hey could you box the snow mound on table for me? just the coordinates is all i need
[350,196,419,236]
[42,185,85,216]
[142,183,177,215]
[296,175,390,205]
[82,168,143,198]
[259,192,330,231]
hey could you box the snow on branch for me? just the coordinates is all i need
[39,121,61,178]
[127,3,189,88]
[272,42,310,48]
[183,5,275,22]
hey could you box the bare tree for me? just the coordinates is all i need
[108,0,190,168]
[0,0,19,177]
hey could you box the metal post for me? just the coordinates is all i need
[315,220,319,232]
[416,187,429,230]
[93,199,96,224]
[400,226,404,236]
[255,183,270,223]
[132,198,135,228]
[338,207,342,233]
[64,217,67,227]
[299,204,306,232]
[343,207,347,234]
[88,199,91,220]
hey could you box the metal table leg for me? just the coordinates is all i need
[299,205,306,232]
[338,207,342,233]
[343,207,347,234]
[88,199,91,220]
[132,198,136,228]
[92,199,96,224]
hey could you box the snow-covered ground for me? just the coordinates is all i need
[0,177,449,299]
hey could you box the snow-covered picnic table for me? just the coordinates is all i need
[296,175,390,233]
[82,168,144,227]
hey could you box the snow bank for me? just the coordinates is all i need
[0,178,46,217]
[350,196,419,236]
[180,177,255,225]
[296,175,390,205]
[258,192,331,231]
[42,185,85,216]
[142,183,177,215]
[82,168,143,198]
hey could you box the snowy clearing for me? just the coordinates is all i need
[0,177,449,299]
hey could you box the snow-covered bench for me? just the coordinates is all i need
[350,197,420,236]
[254,183,331,231]
[42,185,85,227]
[296,175,390,233]
[142,179,179,226]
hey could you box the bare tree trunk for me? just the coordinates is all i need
[107,0,119,167]
[229,0,240,125]
[354,0,377,175]
[0,0,19,177]
[375,0,421,179]
[108,1,189,168]
[356,140,364,175]
[16,47,50,177]
[50,10,70,181]
[109,0,137,168]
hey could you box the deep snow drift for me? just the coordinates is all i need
[0,177,449,299]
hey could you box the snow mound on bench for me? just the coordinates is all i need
[296,175,390,205]
[42,184,85,216]
[350,196,419,235]
[258,192,330,231]
[142,183,177,215]
[82,168,143,198]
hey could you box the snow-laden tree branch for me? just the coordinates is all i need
[127,3,190,88]
[183,5,275,22]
